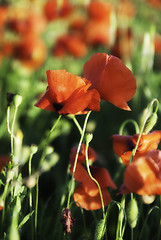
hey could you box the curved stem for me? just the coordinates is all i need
[67,111,91,208]
[119,119,139,135]
[85,142,105,218]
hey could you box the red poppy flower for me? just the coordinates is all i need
[111,28,133,60]
[35,70,100,115]
[13,35,46,70]
[88,1,112,21]
[112,131,161,165]
[146,0,161,8]
[0,6,8,29]
[83,19,110,46]
[122,150,161,195]
[83,53,136,110]
[7,12,46,36]
[44,0,73,21]
[53,34,87,58]
[70,144,116,210]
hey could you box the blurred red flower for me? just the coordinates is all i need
[35,70,100,115]
[44,0,73,21]
[122,150,161,195]
[0,6,8,29]
[53,33,87,58]
[83,1,112,46]
[112,131,161,165]
[6,12,46,36]
[83,53,136,110]
[70,144,116,210]
[13,35,46,70]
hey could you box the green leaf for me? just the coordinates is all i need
[18,211,34,229]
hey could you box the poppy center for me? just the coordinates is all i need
[53,103,63,111]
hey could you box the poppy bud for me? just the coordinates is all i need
[126,198,139,229]
[46,146,54,155]
[30,144,38,155]
[143,113,158,134]
[13,95,22,108]
[85,132,93,144]
[141,195,155,204]
[25,175,37,188]
[61,208,75,234]
[95,218,107,240]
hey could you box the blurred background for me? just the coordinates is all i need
[0,0,161,239]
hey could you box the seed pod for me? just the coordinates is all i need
[143,113,158,134]
[127,198,139,229]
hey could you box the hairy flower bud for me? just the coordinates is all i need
[127,198,139,229]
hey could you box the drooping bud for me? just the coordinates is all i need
[30,144,38,155]
[126,198,139,229]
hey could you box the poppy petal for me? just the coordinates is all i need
[34,88,55,111]
[70,163,100,197]
[46,70,87,103]
[59,86,100,115]
[90,166,117,189]
[124,150,161,195]
[84,53,136,110]
[74,184,112,210]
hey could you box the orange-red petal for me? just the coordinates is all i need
[84,53,136,110]
[90,166,117,189]
[112,131,161,165]
[124,150,161,195]
[74,184,112,210]
[70,144,97,164]
[59,86,100,115]
[34,88,55,111]
[46,70,87,103]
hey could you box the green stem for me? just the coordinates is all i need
[119,119,140,135]
[35,176,39,240]
[85,142,105,218]
[67,111,91,208]
[11,106,18,163]
[1,181,9,226]
[116,195,126,240]
[35,114,62,240]
[38,115,62,168]
[29,153,34,240]
[129,98,159,163]
[72,116,83,135]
